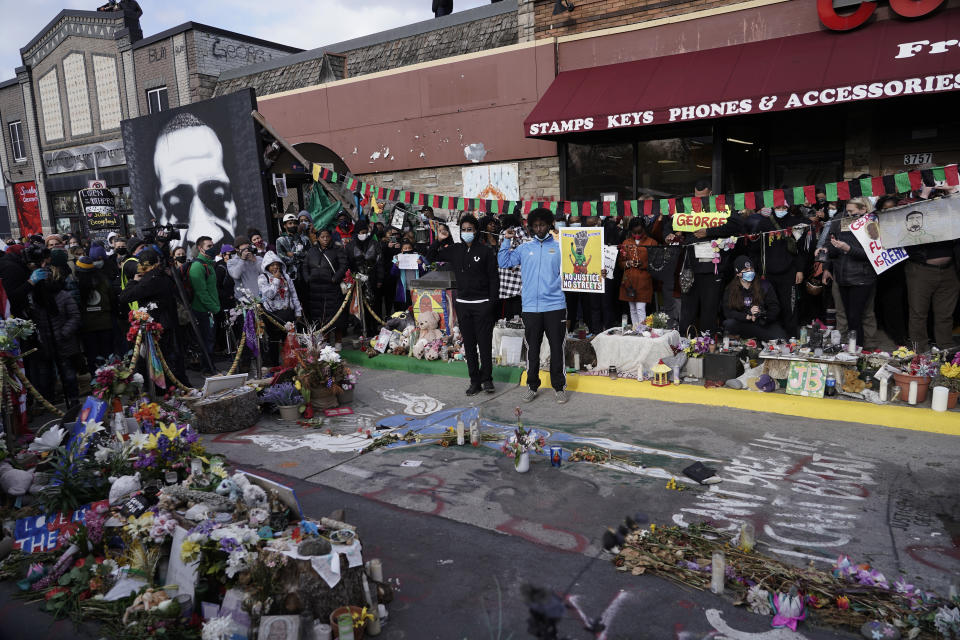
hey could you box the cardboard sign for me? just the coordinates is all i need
[671,210,730,232]
[876,195,960,248]
[14,500,109,553]
[785,361,828,398]
[602,245,618,280]
[850,215,909,274]
[374,327,392,353]
[560,227,604,293]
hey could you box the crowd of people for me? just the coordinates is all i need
[0,179,956,411]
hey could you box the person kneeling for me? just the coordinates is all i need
[722,256,787,341]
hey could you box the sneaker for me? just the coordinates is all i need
[482,381,495,394]
[522,388,537,402]
[465,384,482,396]
[555,390,569,404]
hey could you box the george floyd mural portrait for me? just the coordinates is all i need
[121,89,267,252]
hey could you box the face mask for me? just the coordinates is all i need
[116,247,128,256]
[774,210,788,219]
[357,233,369,242]
[175,255,186,264]
[556,221,567,229]
[535,230,550,241]
[204,247,217,258]
[461,232,475,243]
[569,223,581,228]
[827,209,837,218]
[741,271,756,283]
[93,260,104,269]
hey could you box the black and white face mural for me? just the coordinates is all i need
[122,89,267,252]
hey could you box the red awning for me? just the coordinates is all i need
[525,8,960,138]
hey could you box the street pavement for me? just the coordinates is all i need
[198,363,959,639]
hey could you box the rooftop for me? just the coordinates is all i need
[132,21,303,53]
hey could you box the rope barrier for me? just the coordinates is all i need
[256,283,356,335]
[362,296,386,327]
[126,330,143,377]
[6,361,64,417]
[225,334,246,376]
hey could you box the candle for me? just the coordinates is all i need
[722,336,730,350]
[164,471,178,485]
[456,416,465,446]
[190,459,203,476]
[847,330,857,353]
[312,623,332,640]
[932,386,949,412]
[711,551,726,594]
[879,378,888,402]
[739,523,755,553]
[636,365,643,381]
[673,367,680,385]
[574,353,580,371]
[366,559,384,583]
[908,380,918,405]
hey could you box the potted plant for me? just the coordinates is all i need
[644,312,670,337]
[682,332,713,378]
[261,382,303,421]
[932,353,960,409]
[288,329,357,409]
[501,407,545,473]
[892,354,935,403]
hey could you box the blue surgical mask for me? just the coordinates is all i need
[461,231,475,243]
[827,208,837,218]
[774,210,788,219]
[556,222,567,229]
[741,271,756,282]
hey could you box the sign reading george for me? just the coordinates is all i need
[818,0,944,32]
[671,210,730,232]
[850,214,909,274]
[560,228,604,293]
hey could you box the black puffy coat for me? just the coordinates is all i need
[117,267,178,330]
[302,245,348,322]
[825,220,876,287]
[0,253,31,317]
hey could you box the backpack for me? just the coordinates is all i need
[182,259,212,303]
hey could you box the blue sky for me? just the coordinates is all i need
[0,0,491,79]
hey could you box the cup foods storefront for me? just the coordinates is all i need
[525,0,960,203]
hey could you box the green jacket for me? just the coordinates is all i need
[189,254,220,313]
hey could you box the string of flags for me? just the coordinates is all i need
[312,163,960,218]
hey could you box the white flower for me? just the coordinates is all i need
[28,427,64,452]
[127,433,150,450]
[225,550,252,578]
[747,585,772,615]
[934,607,960,637]
[132,373,144,385]
[82,420,105,438]
[202,615,234,640]
[94,445,113,464]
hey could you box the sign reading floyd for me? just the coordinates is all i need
[121,89,267,251]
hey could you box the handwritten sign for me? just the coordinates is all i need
[850,215,908,274]
[396,253,420,270]
[78,188,119,230]
[785,361,827,399]
[14,500,109,553]
[671,209,730,232]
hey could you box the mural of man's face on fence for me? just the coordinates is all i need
[153,113,237,249]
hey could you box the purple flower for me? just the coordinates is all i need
[219,537,241,553]
[189,520,216,537]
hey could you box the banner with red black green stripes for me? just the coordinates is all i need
[312,164,960,217]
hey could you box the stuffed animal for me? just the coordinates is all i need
[841,368,867,393]
[230,472,268,508]
[0,462,35,497]
[123,588,171,624]
[385,310,415,332]
[108,472,141,505]
[215,477,241,502]
[412,311,443,359]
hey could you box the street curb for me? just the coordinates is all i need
[341,349,524,384]
[522,372,960,436]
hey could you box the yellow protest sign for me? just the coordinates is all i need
[672,209,730,232]
[560,228,604,293]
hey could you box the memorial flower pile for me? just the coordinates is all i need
[91,360,143,400]
[683,332,714,358]
[0,317,35,352]
[133,421,202,478]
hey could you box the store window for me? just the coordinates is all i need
[8,121,26,162]
[637,134,713,198]
[565,142,634,202]
[146,87,168,114]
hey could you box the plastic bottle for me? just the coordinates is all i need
[456,416,465,446]
[825,374,837,397]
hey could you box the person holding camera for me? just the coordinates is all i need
[27,253,81,410]
[722,256,787,340]
[258,251,303,366]
[227,235,262,302]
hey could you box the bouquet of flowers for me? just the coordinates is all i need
[683,332,714,358]
[181,520,261,580]
[934,352,960,393]
[644,312,671,330]
[126,305,163,342]
[261,382,302,406]
[501,408,546,468]
[91,359,143,400]
[0,317,35,353]
[290,329,355,394]
[907,354,935,378]
[132,421,204,480]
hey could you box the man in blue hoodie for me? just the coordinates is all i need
[498,207,568,404]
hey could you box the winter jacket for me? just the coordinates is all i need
[346,237,383,286]
[77,272,115,333]
[723,279,781,324]
[226,254,262,302]
[29,284,81,358]
[258,251,303,317]
[617,235,658,303]
[214,262,235,312]
[825,219,876,287]
[0,253,31,317]
[746,213,804,276]
[302,244,348,320]
[429,239,499,302]
[189,254,220,313]
[498,233,566,313]
[117,267,179,332]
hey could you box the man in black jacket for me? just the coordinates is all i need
[0,246,32,318]
[429,215,499,395]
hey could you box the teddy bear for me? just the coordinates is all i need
[841,368,867,394]
[215,477,241,502]
[412,311,444,359]
[230,472,268,508]
[0,461,35,497]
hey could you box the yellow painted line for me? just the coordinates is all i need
[520,372,960,437]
